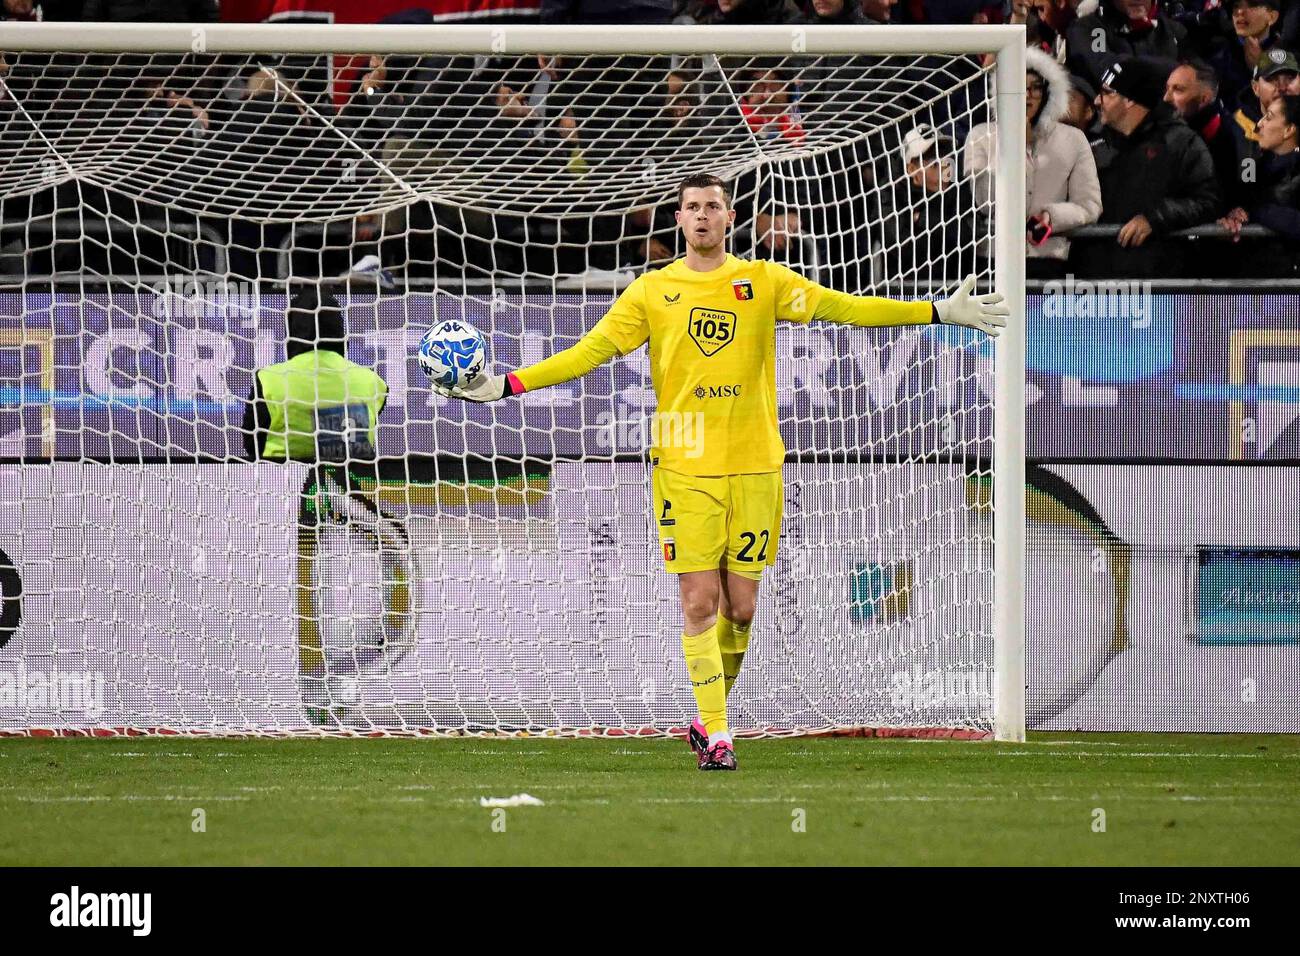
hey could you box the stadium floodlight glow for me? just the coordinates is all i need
[0,23,1025,741]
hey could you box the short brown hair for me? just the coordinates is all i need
[677,173,732,208]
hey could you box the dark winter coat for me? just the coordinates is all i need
[1242,146,1300,275]
[1187,99,1246,207]
[1066,0,1188,86]
[1076,103,1221,277]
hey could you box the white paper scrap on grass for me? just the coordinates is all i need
[478,793,545,808]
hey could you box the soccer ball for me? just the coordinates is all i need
[417,320,487,390]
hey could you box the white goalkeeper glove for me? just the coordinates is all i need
[933,275,1010,337]
[431,369,515,403]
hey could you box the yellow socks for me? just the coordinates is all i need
[683,616,751,740]
[717,615,751,698]
[681,621,728,737]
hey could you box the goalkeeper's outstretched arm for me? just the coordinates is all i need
[435,272,1007,403]
[809,275,1009,337]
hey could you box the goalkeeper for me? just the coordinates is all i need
[436,173,1008,770]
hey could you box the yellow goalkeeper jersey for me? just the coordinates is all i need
[589,255,820,475]
[512,254,932,477]
[594,254,934,477]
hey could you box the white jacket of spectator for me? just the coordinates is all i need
[964,45,1102,261]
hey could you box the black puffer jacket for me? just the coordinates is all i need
[1076,103,1221,277]
[1187,98,1244,207]
[1066,0,1187,86]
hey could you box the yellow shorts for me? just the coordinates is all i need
[651,468,783,580]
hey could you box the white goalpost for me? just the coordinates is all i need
[0,22,1025,740]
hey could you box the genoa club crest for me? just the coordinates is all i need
[732,279,754,301]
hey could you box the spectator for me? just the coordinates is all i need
[1165,0,1236,55]
[794,0,877,23]
[655,69,713,142]
[136,81,211,143]
[899,0,989,22]
[739,66,806,144]
[791,3,896,126]
[197,67,318,279]
[1285,0,1300,49]
[1218,93,1300,273]
[338,54,450,148]
[1067,0,1189,86]
[1165,58,1243,200]
[965,47,1102,277]
[860,0,899,22]
[459,55,589,175]
[622,204,679,268]
[1276,47,1300,93]
[683,0,799,24]
[2,0,38,20]
[1063,72,1104,133]
[1232,48,1298,143]
[0,49,29,275]
[1029,0,1086,63]
[541,0,672,20]
[729,174,812,264]
[1208,0,1284,113]
[1077,56,1221,276]
[878,124,977,282]
[752,207,803,261]
[81,0,217,20]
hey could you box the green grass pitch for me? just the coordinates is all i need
[1,733,1296,866]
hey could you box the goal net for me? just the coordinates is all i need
[0,24,1025,738]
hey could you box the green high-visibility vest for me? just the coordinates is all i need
[256,351,387,462]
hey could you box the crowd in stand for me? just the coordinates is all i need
[1,0,1298,282]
